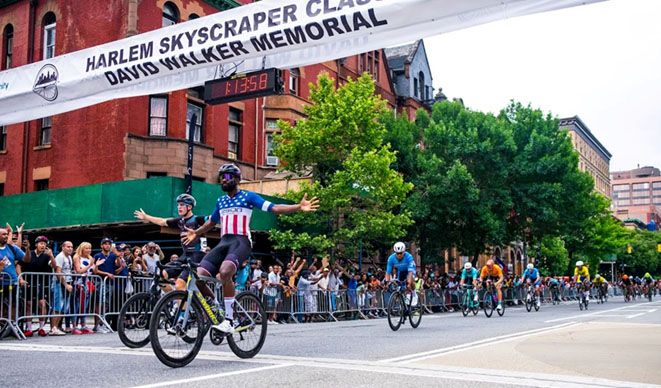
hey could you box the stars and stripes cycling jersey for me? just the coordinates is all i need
[210,190,274,238]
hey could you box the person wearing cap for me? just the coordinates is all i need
[17,235,53,337]
[92,237,116,333]
[182,163,319,334]
[134,193,206,289]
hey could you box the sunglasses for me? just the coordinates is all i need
[221,173,235,181]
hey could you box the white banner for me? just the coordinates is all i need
[0,0,605,126]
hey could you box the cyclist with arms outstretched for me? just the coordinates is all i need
[134,193,205,291]
[183,164,319,333]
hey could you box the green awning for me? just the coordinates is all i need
[0,177,287,232]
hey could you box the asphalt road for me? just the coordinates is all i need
[1,296,660,388]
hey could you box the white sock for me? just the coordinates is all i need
[224,298,235,321]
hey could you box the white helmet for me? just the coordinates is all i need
[595,274,601,279]
[527,263,534,270]
[393,242,406,253]
[464,262,472,270]
[575,261,584,267]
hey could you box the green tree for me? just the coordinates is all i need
[539,236,569,276]
[620,230,660,275]
[272,73,413,258]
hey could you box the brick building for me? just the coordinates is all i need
[559,116,612,197]
[611,166,661,228]
[0,0,407,198]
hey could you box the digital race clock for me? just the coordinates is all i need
[204,68,283,105]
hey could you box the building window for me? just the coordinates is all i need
[418,71,425,101]
[288,68,300,96]
[163,2,179,27]
[0,126,6,151]
[632,198,650,205]
[617,199,630,206]
[632,182,649,191]
[265,133,279,166]
[413,78,418,98]
[265,119,279,130]
[617,191,630,199]
[2,24,13,70]
[652,181,661,189]
[228,108,242,160]
[186,102,203,143]
[147,171,167,178]
[0,183,4,196]
[149,96,167,136]
[43,13,56,59]
[34,179,49,191]
[39,117,52,146]
[612,184,629,192]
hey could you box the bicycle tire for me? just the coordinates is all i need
[409,292,423,328]
[227,291,268,359]
[579,296,584,311]
[149,291,205,368]
[461,292,470,317]
[483,291,494,318]
[497,298,505,316]
[118,292,155,348]
[387,291,404,331]
[525,294,533,312]
[533,296,540,312]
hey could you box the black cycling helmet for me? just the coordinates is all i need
[218,163,241,179]
[176,193,196,207]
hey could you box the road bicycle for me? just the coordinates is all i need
[481,280,504,318]
[549,286,561,305]
[117,264,178,348]
[595,284,607,304]
[524,283,540,312]
[148,258,266,368]
[644,284,653,302]
[577,282,590,311]
[386,280,422,331]
[460,285,479,317]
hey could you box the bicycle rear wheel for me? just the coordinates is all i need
[525,291,533,312]
[149,291,206,368]
[387,291,404,331]
[409,292,423,328]
[227,291,267,359]
[483,291,494,318]
[118,292,155,348]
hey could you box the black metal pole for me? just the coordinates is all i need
[185,113,196,195]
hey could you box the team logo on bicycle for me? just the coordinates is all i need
[33,64,59,101]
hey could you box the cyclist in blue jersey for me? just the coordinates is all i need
[183,163,318,333]
[385,242,416,288]
[460,262,479,288]
[522,263,542,308]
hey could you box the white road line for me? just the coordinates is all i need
[627,313,647,319]
[132,364,292,388]
[544,303,658,323]
[1,342,655,388]
[379,321,579,363]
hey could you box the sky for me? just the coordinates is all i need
[424,0,661,172]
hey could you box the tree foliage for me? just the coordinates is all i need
[271,73,413,258]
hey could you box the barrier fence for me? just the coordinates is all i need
[0,276,657,339]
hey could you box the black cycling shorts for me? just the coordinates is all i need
[199,235,251,277]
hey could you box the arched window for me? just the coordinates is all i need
[2,24,13,69]
[418,71,425,101]
[163,2,179,27]
[189,13,200,20]
[43,13,56,59]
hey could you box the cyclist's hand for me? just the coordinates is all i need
[182,227,197,245]
[300,193,319,212]
[134,208,148,220]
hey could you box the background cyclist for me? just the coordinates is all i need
[479,259,504,312]
[460,262,479,303]
[134,193,206,291]
[573,260,591,301]
[521,263,542,308]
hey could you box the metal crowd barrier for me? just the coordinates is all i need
[1,272,26,339]
[16,272,113,334]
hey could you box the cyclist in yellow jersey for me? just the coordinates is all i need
[573,260,591,300]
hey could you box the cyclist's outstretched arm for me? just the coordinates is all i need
[134,208,168,226]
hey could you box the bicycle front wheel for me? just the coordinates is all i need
[387,291,404,331]
[525,292,533,312]
[483,292,494,318]
[227,291,268,359]
[118,292,155,348]
[149,291,206,368]
[461,292,470,317]
[409,292,423,328]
